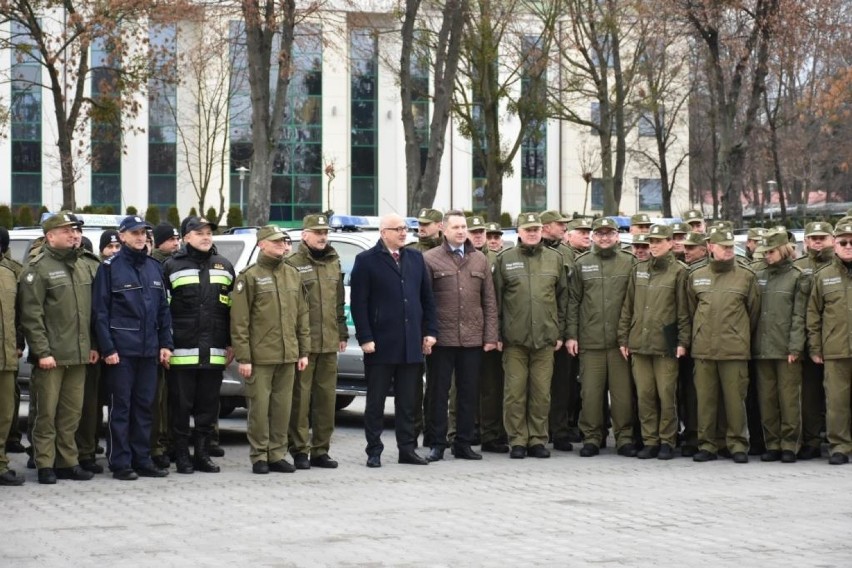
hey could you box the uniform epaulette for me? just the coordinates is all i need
[738,262,756,274]
[812,263,834,276]
[81,250,101,263]
[27,251,45,265]
[620,248,636,258]
[676,259,689,269]
[573,250,591,260]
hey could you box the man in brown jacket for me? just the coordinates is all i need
[423,211,499,462]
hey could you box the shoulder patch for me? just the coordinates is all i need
[24,272,35,283]
[236,280,245,293]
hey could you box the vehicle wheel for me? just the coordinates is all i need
[218,403,237,418]
[334,395,355,411]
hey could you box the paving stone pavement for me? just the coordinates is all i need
[2,398,851,567]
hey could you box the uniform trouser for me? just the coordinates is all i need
[479,349,506,445]
[428,347,481,449]
[677,355,698,447]
[578,348,634,448]
[246,363,295,464]
[150,365,170,457]
[801,358,826,449]
[631,354,679,447]
[168,367,223,445]
[0,371,15,473]
[75,362,101,461]
[104,357,158,471]
[755,359,802,452]
[694,359,749,454]
[32,364,85,469]
[503,345,553,448]
[289,352,338,457]
[746,360,765,451]
[549,349,578,441]
[822,359,852,455]
[6,379,21,445]
[364,363,420,456]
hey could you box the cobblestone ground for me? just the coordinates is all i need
[2,398,851,567]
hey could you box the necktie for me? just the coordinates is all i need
[454,249,463,264]
[392,251,400,265]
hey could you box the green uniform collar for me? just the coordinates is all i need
[710,257,736,273]
[257,252,284,269]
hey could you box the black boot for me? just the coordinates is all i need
[175,439,194,474]
[194,435,220,473]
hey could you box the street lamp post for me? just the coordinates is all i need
[237,166,249,222]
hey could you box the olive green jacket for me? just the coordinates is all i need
[286,244,348,353]
[405,234,442,253]
[806,258,852,360]
[568,247,634,351]
[753,259,807,359]
[618,252,691,356]
[230,252,310,365]
[687,258,760,360]
[151,248,173,264]
[18,245,95,366]
[493,243,568,349]
[0,264,20,372]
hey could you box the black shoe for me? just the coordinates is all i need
[637,445,660,459]
[5,441,25,453]
[828,453,849,465]
[152,454,171,470]
[579,443,599,457]
[760,450,782,462]
[426,447,444,462]
[453,446,483,460]
[732,452,749,464]
[310,454,339,469]
[797,446,821,460]
[398,450,428,465]
[481,441,510,453]
[553,438,574,452]
[194,454,220,473]
[658,444,674,460]
[527,444,551,458]
[293,453,311,470]
[207,444,225,458]
[718,448,732,459]
[135,464,169,478]
[37,468,57,485]
[680,445,698,458]
[175,450,194,474]
[0,470,24,486]
[781,450,797,463]
[26,456,35,470]
[617,443,638,457]
[252,460,270,474]
[79,458,104,474]
[55,466,94,481]
[366,455,381,468]
[692,450,718,462]
[269,459,296,473]
[509,445,526,459]
[112,468,138,481]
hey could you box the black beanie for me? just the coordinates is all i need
[0,227,9,254]
[154,223,179,247]
[80,236,93,253]
[99,229,120,252]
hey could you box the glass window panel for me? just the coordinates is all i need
[92,142,121,174]
[12,65,40,89]
[149,144,176,175]
[472,179,487,212]
[10,92,41,125]
[293,176,321,205]
[292,97,320,125]
[351,75,376,100]
[11,121,40,141]
[149,176,176,205]
[293,143,321,174]
[231,142,253,164]
[351,129,375,146]
[11,141,41,172]
[351,178,375,206]
[303,70,322,96]
[472,155,486,179]
[351,147,375,177]
[11,174,41,205]
[91,175,121,205]
[591,178,604,210]
[352,102,375,130]
[521,180,547,212]
[271,175,292,203]
[638,178,663,210]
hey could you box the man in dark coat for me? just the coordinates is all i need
[350,213,438,468]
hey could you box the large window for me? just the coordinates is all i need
[148,25,177,216]
[638,178,663,210]
[90,38,121,212]
[410,38,430,177]
[591,178,604,210]
[229,23,323,222]
[350,29,377,216]
[520,35,546,212]
[10,22,42,210]
[638,106,665,138]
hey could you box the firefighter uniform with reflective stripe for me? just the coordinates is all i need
[162,245,235,464]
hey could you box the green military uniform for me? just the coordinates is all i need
[806,222,852,463]
[568,218,635,452]
[752,230,807,459]
[618,225,690,454]
[1,250,23,453]
[687,230,760,459]
[150,244,175,464]
[493,213,568,452]
[230,226,310,468]
[19,215,96,475]
[73,247,104,468]
[794,221,834,458]
[0,261,23,484]
[406,208,443,446]
[286,214,348,465]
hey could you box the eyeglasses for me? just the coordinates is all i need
[837,240,852,248]
[594,231,618,238]
[381,226,407,233]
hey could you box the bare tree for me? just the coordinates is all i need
[399,0,467,215]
